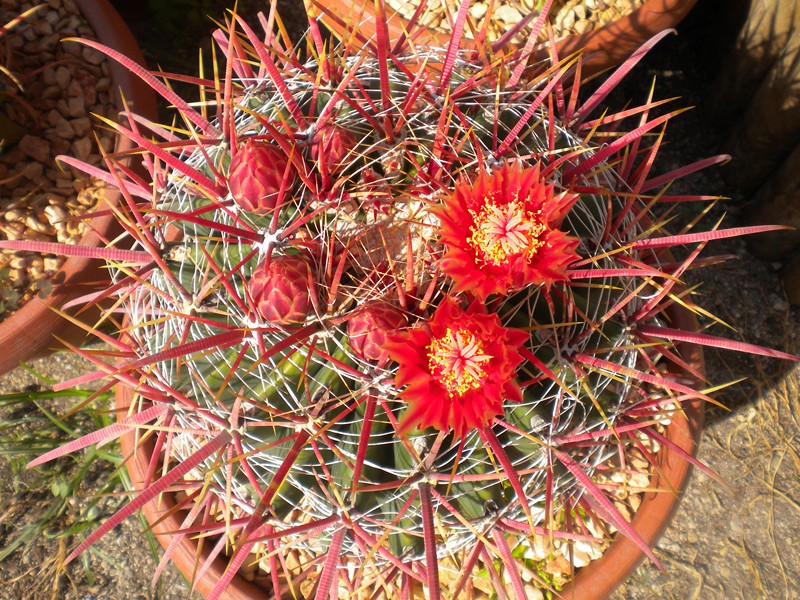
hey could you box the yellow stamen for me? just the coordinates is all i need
[468,197,546,266]
[428,328,493,397]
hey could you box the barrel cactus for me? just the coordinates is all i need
[9,3,795,599]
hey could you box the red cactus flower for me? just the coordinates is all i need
[432,162,580,301]
[384,297,528,438]
[248,255,314,324]
[228,139,295,213]
[310,125,356,175]
[347,301,407,366]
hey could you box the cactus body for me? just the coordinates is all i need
[122,48,647,576]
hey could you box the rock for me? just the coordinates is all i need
[50,137,71,157]
[79,76,97,106]
[571,547,592,568]
[81,46,105,66]
[560,10,576,32]
[43,256,61,272]
[46,108,61,127]
[41,66,57,86]
[44,6,59,26]
[71,136,92,161]
[67,95,85,118]
[3,208,25,223]
[17,135,51,164]
[67,78,83,99]
[44,204,67,227]
[7,30,23,49]
[22,161,44,181]
[470,2,488,20]
[70,117,91,137]
[21,20,37,41]
[524,584,545,599]
[54,65,70,89]
[2,221,25,240]
[628,472,650,489]
[54,117,75,139]
[41,83,62,100]
[25,214,53,234]
[494,4,524,26]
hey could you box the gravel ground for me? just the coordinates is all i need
[1,0,799,599]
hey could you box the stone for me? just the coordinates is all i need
[54,117,75,139]
[17,135,51,164]
[571,547,592,568]
[67,95,85,118]
[2,222,25,240]
[46,108,62,127]
[44,6,59,25]
[81,46,105,66]
[70,117,91,137]
[561,10,576,32]
[32,20,53,36]
[42,67,56,85]
[54,65,70,89]
[71,136,92,161]
[493,4,524,26]
[22,161,44,181]
[51,137,71,157]
[470,2,488,20]
[41,83,62,100]
[524,583,545,599]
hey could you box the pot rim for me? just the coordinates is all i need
[306,0,699,75]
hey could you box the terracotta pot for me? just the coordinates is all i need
[115,302,703,599]
[116,383,266,600]
[308,0,698,74]
[0,0,158,375]
[559,301,704,599]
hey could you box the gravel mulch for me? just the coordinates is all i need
[0,0,117,317]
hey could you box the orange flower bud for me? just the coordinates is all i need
[310,125,356,175]
[228,140,295,213]
[347,301,407,366]
[249,255,314,324]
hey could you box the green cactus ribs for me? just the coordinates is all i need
[121,45,650,570]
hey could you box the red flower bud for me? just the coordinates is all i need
[310,125,356,175]
[228,140,295,213]
[347,301,407,366]
[249,255,314,324]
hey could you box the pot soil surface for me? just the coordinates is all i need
[0,0,116,320]
[382,0,645,44]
